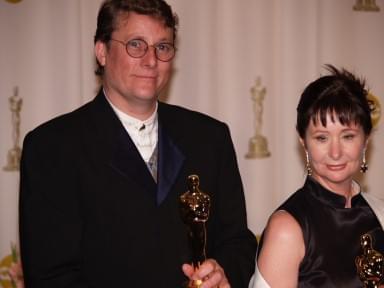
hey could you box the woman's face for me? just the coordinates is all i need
[301,113,368,194]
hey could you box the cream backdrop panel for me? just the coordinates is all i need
[166,0,384,235]
[0,1,103,285]
[0,1,383,279]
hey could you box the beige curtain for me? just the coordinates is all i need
[167,0,384,233]
[0,1,103,286]
[0,2,383,284]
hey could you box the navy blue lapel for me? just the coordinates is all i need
[110,128,157,199]
[157,124,185,205]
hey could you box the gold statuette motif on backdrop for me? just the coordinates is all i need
[246,77,271,159]
[3,87,23,172]
[353,0,380,11]
[4,0,22,3]
[367,92,381,129]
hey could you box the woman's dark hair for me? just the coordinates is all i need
[94,0,178,75]
[296,64,372,138]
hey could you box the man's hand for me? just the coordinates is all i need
[182,259,231,288]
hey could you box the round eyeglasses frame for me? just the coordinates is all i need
[110,38,176,62]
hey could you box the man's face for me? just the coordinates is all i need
[95,12,174,114]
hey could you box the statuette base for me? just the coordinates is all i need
[246,134,271,158]
[3,146,21,171]
[187,279,203,288]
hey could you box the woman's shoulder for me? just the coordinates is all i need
[264,210,303,244]
[257,210,305,287]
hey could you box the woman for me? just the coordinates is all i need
[251,65,384,287]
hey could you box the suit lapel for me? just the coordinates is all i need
[90,91,157,199]
[110,127,157,197]
[157,124,185,205]
[90,93,184,205]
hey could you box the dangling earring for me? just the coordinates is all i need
[305,151,312,176]
[360,150,368,173]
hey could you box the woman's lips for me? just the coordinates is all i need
[327,164,347,171]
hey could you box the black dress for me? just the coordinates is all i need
[258,176,384,287]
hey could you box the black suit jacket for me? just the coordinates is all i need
[19,90,257,288]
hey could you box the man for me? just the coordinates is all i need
[19,0,257,287]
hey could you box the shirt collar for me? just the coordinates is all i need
[103,89,158,130]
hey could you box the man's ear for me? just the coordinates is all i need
[95,41,107,67]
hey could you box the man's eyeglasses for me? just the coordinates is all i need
[110,38,176,62]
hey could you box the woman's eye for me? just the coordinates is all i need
[343,134,355,140]
[315,135,327,142]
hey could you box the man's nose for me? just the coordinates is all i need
[141,46,157,67]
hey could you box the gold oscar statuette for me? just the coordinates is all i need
[246,77,271,159]
[180,175,211,288]
[3,86,23,172]
[356,233,384,288]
